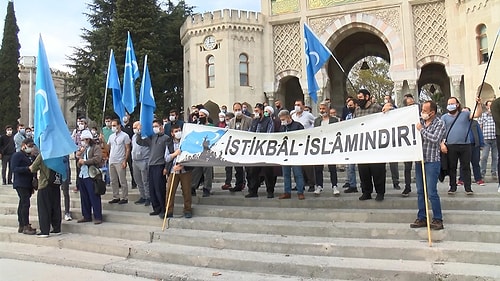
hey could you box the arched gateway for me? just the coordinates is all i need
[180,0,499,115]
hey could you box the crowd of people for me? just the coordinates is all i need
[1,88,500,236]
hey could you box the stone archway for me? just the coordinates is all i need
[417,63,451,109]
[478,83,496,101]
[314,13,404,106]
[275,75,303,110]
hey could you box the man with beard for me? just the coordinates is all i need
[354,89,385,201]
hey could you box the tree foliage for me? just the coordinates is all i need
[67,0,192,124]
[0,1,21,130]
[349,56,394,103]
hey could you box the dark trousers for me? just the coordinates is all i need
[149,165,166,213]
[302,166,316,187]
[447,144,472,190]
[78,177,102,220]
[127,153,136,187]
[496,135,500,184]
[404,161,413,187]
[2,154,12,184]
[358,163,386,195]
[246,166,275,195]
[61,178,70,214]
[314,165,337,187]
[389,162,399,184]
[37,185,62,235]
[16,187,32,227]
[224,166,245,187]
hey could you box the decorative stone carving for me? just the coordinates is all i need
[309,16,343,35]
[308,0,365,10]
[271,0,300,15]
[273,22,302,75]
[412,1,449,60]
[365,8,401,33]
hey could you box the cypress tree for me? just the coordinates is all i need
[0,1,21,130]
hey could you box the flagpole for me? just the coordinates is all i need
[102,50,113,127]
[420,160,433,247]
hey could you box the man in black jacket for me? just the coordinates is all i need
[0,125,15,185]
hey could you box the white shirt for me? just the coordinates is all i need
[107,131,131,164]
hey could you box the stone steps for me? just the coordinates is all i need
[1,175,500,280]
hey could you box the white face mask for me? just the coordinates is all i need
[234,110,242,117]
[81,140,87,147]
[78,124,85,130]
[123,116,129,123]
[421,113,431,121]
[153,127,161,134]
[281,120,287,126]
[6,130,12,136]
[253,112,260,119]
[91,130,97,135]
[219,117,225,122]
[24,147,32,154]
[174,131,182,140]
[294,106,302,112]
[169,116,176,122]
[133,128,140,135]
[111,127,118,133]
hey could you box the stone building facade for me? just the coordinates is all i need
[180,0,499,114]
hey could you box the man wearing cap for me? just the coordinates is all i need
[245,103,275,198]
[106,119,131,204]
[191,108,215,197]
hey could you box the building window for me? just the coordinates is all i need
[477,24,488,64]
[206,55,215,88]
[239,53,249,86]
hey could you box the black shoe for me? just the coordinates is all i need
[118,199,128,204]
[149,211,160,216]
[393,183,401,190]
[108,198,120,204]
[7,181,12,185]
[267,192,274,198]
[202,189,211,197]
[447,188,456,195]
[344,187,358,193]
[291,186,297,191]
[191,190,197,196]
[307,186,315,192]
[229,187,242,192]
[359,193,372,200]
[245,193,258,198]
[401,186,411,197]
[184,213,192,219]
[159,213,172,219]
[342,183,350,189]
[465,189,474,195]
[134,198,146,205]
[144,199,151,206]
[375,193,384,201]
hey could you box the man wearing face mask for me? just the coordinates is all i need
[121,113,136,189]
[291,100,316,192]
[71,118,88,192]
[478,100,497,181]
[245,103,275,198]
[164,125,194,218]
[441,97,482,195]
[278,110,306,200]
[101,116,113,185]
[0,125,15,185]
[343,99,359,193]
[224,102,253,192]
[191,109,215,197]
[14,123,26,152]
[10,138,37,235]
[242,104,252,117]
[136,120,169,218]
[354,89,386,201]
[106,119,131,204]
[313,102,340,197]
[164,109,185,135]
[217,112,227,128]
[131,121,151,207]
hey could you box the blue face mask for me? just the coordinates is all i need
[446,104,457,112]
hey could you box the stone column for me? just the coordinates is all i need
[266,91,276,107]
[408,80,418,101]
[303,88,311,107]
[393,81,404,107]
[450,75,463,102]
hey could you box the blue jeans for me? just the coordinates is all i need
[415,161,442,221]
[282,166,304,194]
[347,164,357,187]
[480,139,497,176]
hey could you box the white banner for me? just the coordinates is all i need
[177,105,423,166]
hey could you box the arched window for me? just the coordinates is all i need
[477,24,488,64]
[206,55,215,88]
[239,53,249,86]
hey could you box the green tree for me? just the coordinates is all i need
[0,1,21,130]
[349,56,394,103]
[67,0,192,123]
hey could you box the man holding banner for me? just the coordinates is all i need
[410,101,446,230]
[354,89,386,201]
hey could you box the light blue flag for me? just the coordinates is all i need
[139,55,156,138]
[34,36,77,179]
[122,31,139,113]
[304,23,331,103]
[107,49,125,124]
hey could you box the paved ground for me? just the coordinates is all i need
[0,258,153,281]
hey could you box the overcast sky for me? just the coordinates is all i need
[0,0,261,71]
